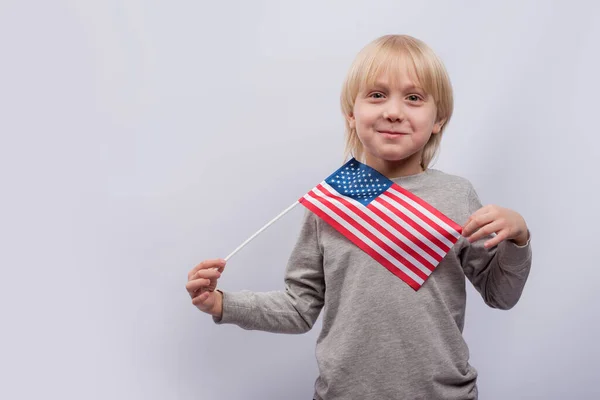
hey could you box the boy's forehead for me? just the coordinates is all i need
[375,72,420,87]
[363,68,423,90]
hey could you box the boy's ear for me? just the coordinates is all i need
[346,113,356,129]
[432,118,446,134]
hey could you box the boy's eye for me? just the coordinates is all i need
[407,94,422,102]
[369,92,385,99]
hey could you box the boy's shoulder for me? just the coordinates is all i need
[424,168,475,192]
[418,169,478,221]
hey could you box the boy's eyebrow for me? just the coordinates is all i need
[371,80,425,92]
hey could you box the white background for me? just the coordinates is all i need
[1,1,599,399]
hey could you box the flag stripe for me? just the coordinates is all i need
[308,188,430,280]
[388,185,462,237]
[382,191,456,247]
[375,196,452,254]
[319,183,439,269]
[368,199,446,261]
[389,183,463,233]
[302,190,426,286]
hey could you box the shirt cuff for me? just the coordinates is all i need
[510,229,531,248]
[500,231,532,267]
[212,290,253,326]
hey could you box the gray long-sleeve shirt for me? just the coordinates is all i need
[216,169,532,400]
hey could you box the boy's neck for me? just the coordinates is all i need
[365,154,425,179]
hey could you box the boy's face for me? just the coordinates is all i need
[347,67,443,177]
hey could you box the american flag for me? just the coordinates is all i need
[299,158,462,290]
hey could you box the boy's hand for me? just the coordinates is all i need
[462,205,529,249]
[186,259,226,318]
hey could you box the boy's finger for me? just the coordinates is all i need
[193,269,222,280]
[484,230,508,248]
[468,220,502,243]
[188,259,226,280]
[185,278,211,295]
[192,292,211,307]
[463,213,494,237]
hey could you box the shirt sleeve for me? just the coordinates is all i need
[213,209,325,333]
[459,185,532,310]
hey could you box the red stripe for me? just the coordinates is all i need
[389,183,463,233]
[367,199,443,264]
[376,196,451,253]
[317,184,436,271]
[306,189,429,282]
[300,197,421,291]
[382,191,457,245]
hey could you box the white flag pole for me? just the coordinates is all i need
[224,200,300,262]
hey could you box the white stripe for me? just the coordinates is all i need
[304,189,426,284]
[380,192,455,248]
[387,187,461,239]
[321,182,440,266]
[369,199,447,259]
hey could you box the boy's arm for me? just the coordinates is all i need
[214,209,325,333]
[459,186,532,310]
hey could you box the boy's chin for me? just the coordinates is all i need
[371,152,413,163]
[364,151,423,172]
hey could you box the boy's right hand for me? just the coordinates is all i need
[186,259,226,318]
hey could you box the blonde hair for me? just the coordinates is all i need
[340,35,454,170]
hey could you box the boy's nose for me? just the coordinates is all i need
[382,101,405,122]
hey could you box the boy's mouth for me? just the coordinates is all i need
[377,130,408,136]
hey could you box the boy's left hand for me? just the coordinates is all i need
[462,205,529,249]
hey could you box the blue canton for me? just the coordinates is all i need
[325,158,393,206]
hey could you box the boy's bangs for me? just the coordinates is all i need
[359,47,436,97]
